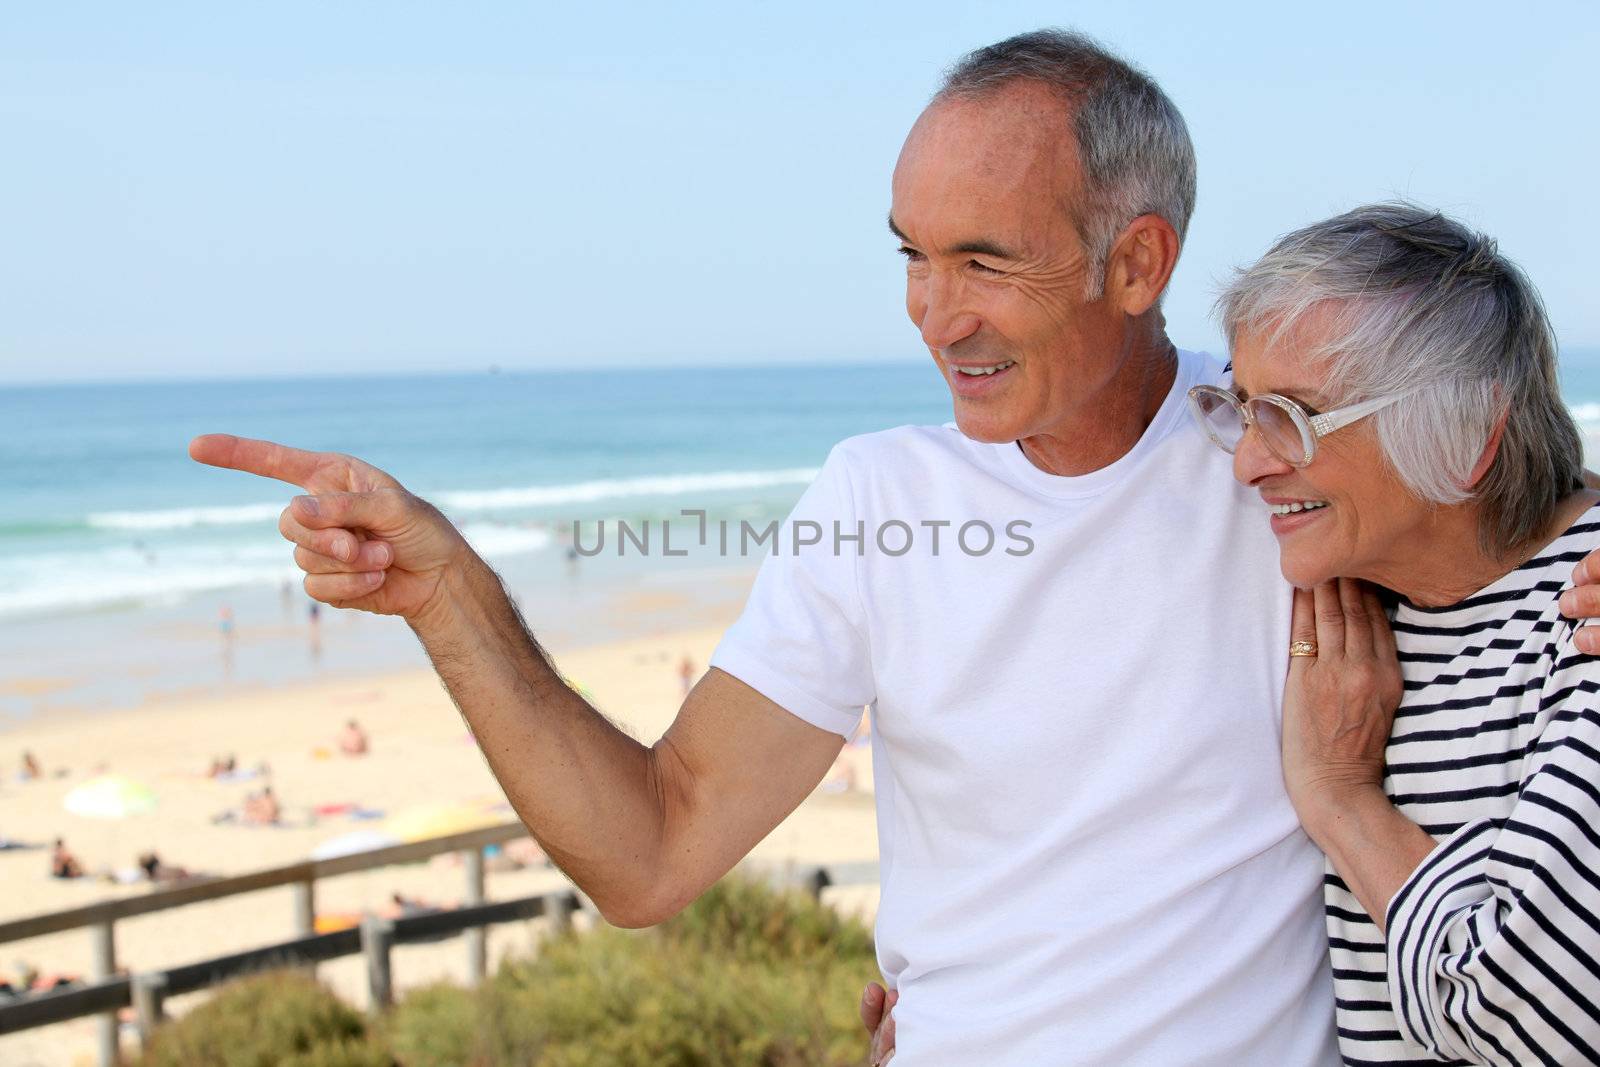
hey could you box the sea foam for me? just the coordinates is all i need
[78,468,820,533]
[0,521,557,619]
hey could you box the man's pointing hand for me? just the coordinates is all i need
[188,433,472,620]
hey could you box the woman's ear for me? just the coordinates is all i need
[1466,406,1510,489]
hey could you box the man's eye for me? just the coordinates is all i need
[968,260,1004,276]
[897,246,924,262]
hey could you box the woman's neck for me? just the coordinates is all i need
[1377,490,1599,609]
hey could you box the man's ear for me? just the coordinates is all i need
[1466,406,1510,489]
[1106,214,1181,316]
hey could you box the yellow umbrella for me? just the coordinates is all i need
[384,802,501,843]
[63,774,156,819]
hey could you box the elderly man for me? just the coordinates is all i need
[190,29,1600,1066]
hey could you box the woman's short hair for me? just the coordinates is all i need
[1218,201,1582,555]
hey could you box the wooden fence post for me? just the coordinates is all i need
[91,919,118,1067]
[463,847,487,985]
[292,879,316,937]
[131,972,169,1050]
[541,890,574,936]
[292,878,317,976]
[360,915,394,1015]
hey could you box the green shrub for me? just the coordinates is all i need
[382,981,482,1067]
[134,876,879,1067]
[661,876,876,964]
[135,971,371,1067]
[471,876,879,1066]
[281,1037,396,1067]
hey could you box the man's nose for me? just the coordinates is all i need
[913,272,981,350]
[1232,423,1295,486]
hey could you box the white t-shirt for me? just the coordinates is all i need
[710,349,1337,1066]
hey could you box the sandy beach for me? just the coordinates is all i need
[0,610,881,1066]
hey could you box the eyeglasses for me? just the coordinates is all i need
[1186,384,1405,468]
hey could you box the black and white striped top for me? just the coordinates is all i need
[1327,504,1600,1066]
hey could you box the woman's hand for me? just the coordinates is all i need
[860,982,897,1065]
[1281,578,1403,849]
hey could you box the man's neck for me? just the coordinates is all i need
[1016,330,1179,478]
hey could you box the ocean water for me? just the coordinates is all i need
[0,364,954,622]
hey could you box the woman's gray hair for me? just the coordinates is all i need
[936,29,1196,298]
[1219,202,1582,555]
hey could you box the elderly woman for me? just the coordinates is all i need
[1193,202,1600,1064]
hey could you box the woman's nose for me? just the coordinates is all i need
[1232,423,1294,485]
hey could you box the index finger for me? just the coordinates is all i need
[189,434,325,489]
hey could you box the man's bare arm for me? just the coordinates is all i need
[412,553,843,925]
[189,434,845,927]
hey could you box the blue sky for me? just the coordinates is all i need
[2,1,1596,383]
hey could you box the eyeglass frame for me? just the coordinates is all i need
[1185,383,1406,468]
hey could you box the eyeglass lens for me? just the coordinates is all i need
[1193,392,1308,466]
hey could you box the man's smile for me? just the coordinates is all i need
[946,359,1018,397]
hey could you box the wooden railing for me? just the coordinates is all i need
[0,890,579,1030]
[0,820,532,1066]
[0,820,531,944]
[0,821,878,1066]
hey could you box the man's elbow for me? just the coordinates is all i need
[589,882,694,929]
[598,902,670,930]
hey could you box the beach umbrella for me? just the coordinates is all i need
[384,802,501,843]
[63,775,156,820]
[310,829,400,861]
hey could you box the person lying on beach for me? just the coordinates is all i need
[49,838,83,880]
[213,786,283,826]
[384,892,443,919]
[101,852,200,886]
[3,961,81,997]
[337,719,369,756]
[191,29,1600,1065]
[136,851,197,884]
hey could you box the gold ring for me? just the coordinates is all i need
[1289,640,1318,657]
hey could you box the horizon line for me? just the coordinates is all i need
[8,344,1600,389]
[0,353,932,390]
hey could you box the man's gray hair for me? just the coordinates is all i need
[1218,202,1582,555]
[936,29,1197,297]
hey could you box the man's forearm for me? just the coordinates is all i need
[408,553,673,925]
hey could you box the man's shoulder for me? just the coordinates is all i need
[816,424,998,505]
